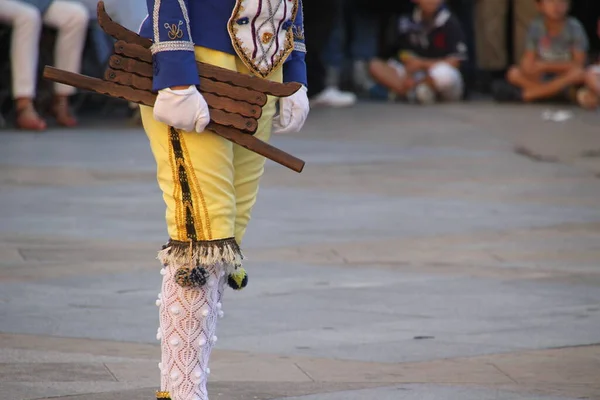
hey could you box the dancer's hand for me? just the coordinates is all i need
[154,85,211,133]
[273,85,309,134]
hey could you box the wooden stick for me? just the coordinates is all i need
[104,69,262,120]
[43,66,305,173]
[104,67,267,108]
[112,40,302,98]
[97,1,152,48]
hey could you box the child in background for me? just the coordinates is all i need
[576,18,600,109]
[368,0,468,104]
[493,0,588,103]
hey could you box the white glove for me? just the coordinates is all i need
[153,85,211,133]
[273,85,309,134]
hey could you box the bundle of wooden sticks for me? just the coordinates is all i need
[43,1,305,173]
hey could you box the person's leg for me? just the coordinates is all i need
[0,0,46,130]
[513,0,539,65]
[368,59,409,95]
[475,0,509,71]
[230,60,281,245]
[303,0,339,98]
[493,65,541,102]
[508,66,585,102]
[307,0,356,107]
[349,5,378,92]
[140,47,245,400]
[585,65,600,96]
[43,0,89,127]
[429,62,465,101]
[322,0,345,88]
[506,66,543,91]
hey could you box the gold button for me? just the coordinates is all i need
[261,32,274,44]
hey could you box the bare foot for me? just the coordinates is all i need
[15,100,47,131]
[51,95,78,127]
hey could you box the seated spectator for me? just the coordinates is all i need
[576,63,600,109]
[493,0,588,103]
[0,0,89,131]
[368,0,468,104]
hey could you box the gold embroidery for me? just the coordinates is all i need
[179,133,212,240]
[164,20,184,40]
[168,128,186,241]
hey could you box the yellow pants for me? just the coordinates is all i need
[140,46,281,266]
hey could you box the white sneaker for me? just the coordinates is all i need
[310,87,357,108]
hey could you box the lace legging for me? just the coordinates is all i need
[157,263,226,400]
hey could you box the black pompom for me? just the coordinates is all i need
[227,267,248,290]
[174,266,208,288]
[189,266,208,286]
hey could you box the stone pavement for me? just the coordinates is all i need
[0,101,599,400]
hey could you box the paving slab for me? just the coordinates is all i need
[1,102,599,399]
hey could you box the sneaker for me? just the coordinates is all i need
[414,83,436,105]
[310,87,357,108]
[492,81,523,102]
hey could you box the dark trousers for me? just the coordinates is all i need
[303,0,338,97]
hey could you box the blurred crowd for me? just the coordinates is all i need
[0,0,599,131]
[305,0,600,108]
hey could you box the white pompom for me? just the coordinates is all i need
[156,331,162,340]
[211,335,218,343]
[155,299,162,307]
[171,371,179,380]
[199,338,206,346]
[170,305,180,315]
[206,367,211,375]
[160,268,167,275]
[170,337,180,347]
[216,302,222,309]
[201,308,209,317]
[218,310,224,318]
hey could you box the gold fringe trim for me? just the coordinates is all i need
[158,238,243,269]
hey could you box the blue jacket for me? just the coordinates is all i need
[139,0,306,91]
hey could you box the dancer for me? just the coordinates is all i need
[137,1,308,399]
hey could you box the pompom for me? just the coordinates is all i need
[174,266,208,288]
[189,266,208,286]
[227,266,248,290]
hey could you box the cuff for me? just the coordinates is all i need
[283,54,307,87]
[152,50,200,92]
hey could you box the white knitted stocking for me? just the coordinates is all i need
[156,263,226,400]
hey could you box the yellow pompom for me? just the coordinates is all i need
[227,266,248,290]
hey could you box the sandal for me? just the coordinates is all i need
[51,95,78,127]
[15,102,47,131]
